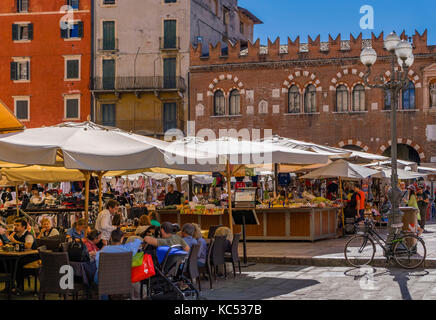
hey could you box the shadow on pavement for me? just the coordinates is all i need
[200,275,319,300]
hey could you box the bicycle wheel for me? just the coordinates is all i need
[344,235,376,267]
[393,235,426,269]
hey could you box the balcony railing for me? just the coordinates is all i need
[159,36,180,50]
[91,76,186,91]
[97,38,119,52]
[94,119,185,137]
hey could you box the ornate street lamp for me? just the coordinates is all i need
[360,31,414,248]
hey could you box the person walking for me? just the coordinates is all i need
[417,185,429,232]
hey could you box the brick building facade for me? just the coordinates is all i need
[0,0,91,128]
[189,30,436,165]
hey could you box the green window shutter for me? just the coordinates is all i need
[102,59,115,90]
[16,100,28,120]
[26,61,30,80]
[164,20,176,48]
[12,24,18,40]
[28,23,33,40]
[10,62,17,80]
[163,58,176,88]
[77,21,83,38]
[67,60,79,79]
[103,21,115,50]
[66,99,79,118]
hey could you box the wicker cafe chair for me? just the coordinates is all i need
[39,251,82,300]
[0,273,12,300]
[184,243,201,291]
[211,236,227,280]
[98,252,132,300]
[224,233,241,277]
[198,238,214,289]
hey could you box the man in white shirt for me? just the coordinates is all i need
[95,199,120,246]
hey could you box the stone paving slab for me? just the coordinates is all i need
[239,221,436,268]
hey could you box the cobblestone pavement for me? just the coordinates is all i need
[199,264,436,300]
[240,221,436,266]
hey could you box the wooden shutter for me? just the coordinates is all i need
[28,23,33,40]
[12,24,18,40]
[10,62,17,80]
[61,26,68,38]
[103,21,115,50]
[77,21,83,38]
[163,58,176,88]
[26,61,30,80]
[164,20,176,48]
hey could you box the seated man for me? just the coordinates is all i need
[94,229,142,284]
[94,229,143,300]
[144,222,190,252]
[181,223,198,248]
[7,219,38,293]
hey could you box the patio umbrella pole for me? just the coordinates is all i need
[15,182,19,216]
[80,170,91,232]
[339,177,345,236]
[227,161,233,233]
[97,171,106,212]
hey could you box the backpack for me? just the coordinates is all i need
[67,239,90,262]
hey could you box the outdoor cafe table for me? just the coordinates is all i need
[0,249,39,290]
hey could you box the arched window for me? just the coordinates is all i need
[214,90,225,115]
[384,89,392,110]
[258,100,268,114]
[336,85,348,112]
[288,85,300,113]
[229,90,240,115]
[402,82,415,110]
[352,84,365,111]
[304,84,316,113]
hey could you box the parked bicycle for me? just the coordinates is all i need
[344,218,426,269]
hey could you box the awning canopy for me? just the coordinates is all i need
[0,100,24,133]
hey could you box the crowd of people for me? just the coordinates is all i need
[0,197,235,298]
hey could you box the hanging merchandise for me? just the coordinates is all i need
[278,173,291,186]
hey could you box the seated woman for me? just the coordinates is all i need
[66,219,87,241]
[148,211,161,227]
[37,217,60,239]
[214,226,233,253]
[83,230,101,261]
[135,215,151,236]
[192,223,207,268]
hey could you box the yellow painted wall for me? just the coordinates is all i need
[96,91,183,136]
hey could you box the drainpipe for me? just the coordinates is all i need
[90,0,95,122]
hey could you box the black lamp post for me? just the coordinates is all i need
[360,31,414,246]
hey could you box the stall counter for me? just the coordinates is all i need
[157,207,340,241]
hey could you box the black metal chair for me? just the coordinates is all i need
[98,252,132,300]
[0,273,12,300]
[184,243,201,291]
[224,233,241,277]
[207,225,222,239]
[198,238,215,289]
[211,236,227,281]
[39,250,82,300]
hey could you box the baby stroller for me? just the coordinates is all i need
[141,245,201,300]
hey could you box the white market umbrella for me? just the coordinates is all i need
[0,122,224,172]
[261,135,388,163]
[167,136,329,165]
[300,159,380,180]
[371,166,427,180]
[167,136,329,233]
